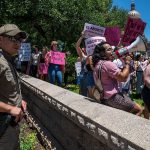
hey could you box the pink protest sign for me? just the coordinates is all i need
[50,51,65,65]
[104,27,121,46]
[122,18,146,46]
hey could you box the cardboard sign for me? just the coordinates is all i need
[104,27,121,46]
[50,51,65,65]
[85,36,106,56]
[84,23,106,38]
[75,62,81,75]
[19,43,31,61]
[122,18,146,46]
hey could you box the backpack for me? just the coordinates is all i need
[93,62,104,102]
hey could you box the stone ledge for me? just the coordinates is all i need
[21,75,150,150]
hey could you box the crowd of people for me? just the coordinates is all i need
[0,23,150,149]
[4,26,150,120]
[14,41,68,87]
[75,30,150,119]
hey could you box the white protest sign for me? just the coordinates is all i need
[75,62,81,76]
[19,43,31,61]
[84,23,106,38]
[85,36,106,56]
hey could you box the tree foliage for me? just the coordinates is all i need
[0,0,128,52]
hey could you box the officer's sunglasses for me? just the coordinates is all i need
[2,34,23,43]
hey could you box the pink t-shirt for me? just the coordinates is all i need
[94,60,120,99]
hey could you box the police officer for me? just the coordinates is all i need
[0,24,27,150]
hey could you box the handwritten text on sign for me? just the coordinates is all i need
[84,23,106,38]
[50,51,65,65]
[85,36,106,56]
[122,18,146,46]
[19,43,31,61]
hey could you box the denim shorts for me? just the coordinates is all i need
[79,72,88,96]
[76,75,80,85]
[86,71,95,88]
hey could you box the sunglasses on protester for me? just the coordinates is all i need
[2,34,24,43]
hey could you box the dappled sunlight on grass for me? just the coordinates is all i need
[64,84,79,94]
[130,92,144,107]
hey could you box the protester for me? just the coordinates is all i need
[134,54,149,98]
[128,52,136,93]
[29,45,41,78]
[92,41,142,115]
[85,55,95,98]
[122,53,136,96]
[14,55,21,72]
[75,57,82,85]
[0,24,27,149]
[19,43,31,75]
[45,41,64,86]
[142,63,150,119]
[76,32,95,98]
[64,51,71,87]
[113,52,135,97]
[38,46,48,81]
[76,34,87,96]
[113,50,125,93]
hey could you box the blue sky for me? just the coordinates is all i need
[112,0,150,41]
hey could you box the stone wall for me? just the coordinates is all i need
[21,75,150,150]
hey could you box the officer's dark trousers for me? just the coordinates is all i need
[0,124,20,150]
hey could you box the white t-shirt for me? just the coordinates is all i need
[31,53,40,66]
[113,58,125,92]
[140,60,148,71]
[113,58,124,69]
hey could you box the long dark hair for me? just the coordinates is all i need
[92,41,109,67]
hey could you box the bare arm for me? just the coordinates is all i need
[0,101,24,122]
[75,33,86,59]
[0,101,15,113]
[115,64,130,82]
[115,56,131,82]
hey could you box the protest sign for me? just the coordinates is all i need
[104,27,121,46]
[122,18,146,46]
[84,23,106,38]
[85,36,106,56]
[50,51,65,65]
[75,62,81,76]
[19,43,31,61]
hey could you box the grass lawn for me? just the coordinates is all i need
[130,92,144,107]
[64,84,80,94]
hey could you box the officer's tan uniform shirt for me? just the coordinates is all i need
[0,49,22,107]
